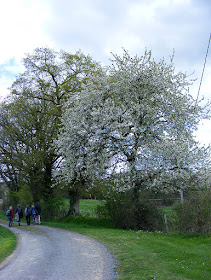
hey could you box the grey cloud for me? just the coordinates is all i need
[42,0,135,60]
[39,0,211,73]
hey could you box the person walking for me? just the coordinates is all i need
[35,202,41,224]
[25,204,31,225]
[8,206,13,227]
[15,204,23,226]
[31,205,36,225]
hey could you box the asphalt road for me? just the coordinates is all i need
[0,222,117,280]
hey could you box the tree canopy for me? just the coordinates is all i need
[0,48,210,213]
[0,47,104,206]
[55,50,210,202]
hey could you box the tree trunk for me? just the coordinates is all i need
[131,167,141,204]
[133,182,141,205]
[42,157,54,202]
[68,187,80,215]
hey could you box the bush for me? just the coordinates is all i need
[173,190,211,235]
[40,196,66,221]
[101,192,164,231]
[5,185,33,211]
[16,184,33,208]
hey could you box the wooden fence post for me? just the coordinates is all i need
[164,214,168,233]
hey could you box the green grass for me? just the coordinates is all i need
[61,199,104,217]
[0,225,17,264]
[0,210,7,220]
[44,218,211,280]
[1,201,210,279]
[79,199,104,216]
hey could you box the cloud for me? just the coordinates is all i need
[0,0,51,64]
[195,120,211,147]
[0,0,210,145]
[0,74,13,101]
[122,0,211,63]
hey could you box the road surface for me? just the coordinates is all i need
[0,222,117,280]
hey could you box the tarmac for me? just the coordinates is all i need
[0,221,117,280]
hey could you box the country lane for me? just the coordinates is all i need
[0,222,117,280]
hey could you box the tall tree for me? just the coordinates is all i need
[0,47,104,205]
[0,96,57,201]
[55,50,210,203]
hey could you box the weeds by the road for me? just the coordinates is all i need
[0,225,17,264]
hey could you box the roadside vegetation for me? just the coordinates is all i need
[39,218,211,280]
[0,225,17,264]
[1,199,210,280]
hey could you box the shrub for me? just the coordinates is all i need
[40,196,66,221]
[101,192,164,231]
[17,184,33,208]
[4,184,33,211]
[173,189,211,235]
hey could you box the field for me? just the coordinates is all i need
[61,199,104,217]
[0,200,210,279]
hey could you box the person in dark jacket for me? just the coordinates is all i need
[25,204,31,225]
[15,204,23,226]
[31,205,36,225]
[35,202,41,224]
[8,206,13,227]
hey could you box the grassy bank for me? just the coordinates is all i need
[44,217,211,280]
[0,225,17,264]
[0,202,210,279]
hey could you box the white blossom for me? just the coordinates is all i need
[55,50,210,195]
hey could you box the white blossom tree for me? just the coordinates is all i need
[55,50,210,206]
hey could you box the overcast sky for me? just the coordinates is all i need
[0,0,210,146]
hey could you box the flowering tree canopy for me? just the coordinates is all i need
[55,50,210,202]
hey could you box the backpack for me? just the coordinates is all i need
[17,207,23,218]
[6,209,10,216]
[25,207,31,216]
[27,208,31,216]
[19,209,23,218]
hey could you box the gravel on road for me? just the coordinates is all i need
[0,222,117,280]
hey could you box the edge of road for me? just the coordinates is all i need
[0,221,23,271]
[0,220,118,278]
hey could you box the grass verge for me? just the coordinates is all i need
[0,208,210,279]
[0,211,7,220]
[43,217,211,280]
[0,225,17,264]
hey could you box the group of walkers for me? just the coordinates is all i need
[6,203,41,227]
